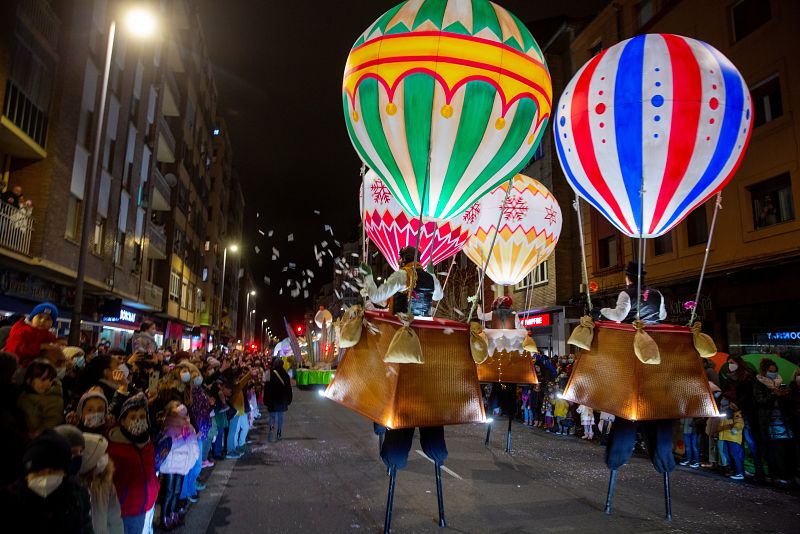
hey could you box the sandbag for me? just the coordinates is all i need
[469,322,489,364]
[568,315,595,351]
[691,322,717,358]
[522,334,538,353]
[633,320,661,365]
[384,315,424,364]
[338,305,364,348]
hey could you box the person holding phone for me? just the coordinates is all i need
[753,358,796,488]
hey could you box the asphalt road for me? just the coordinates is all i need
[180,388,799,533]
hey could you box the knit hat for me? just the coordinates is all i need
[77,388,108,416]
[23,429,71,474]
[29,302,59,323]
[62,346,85,361]
[53,424,86,450]
[80,433,109,475]
[119,392,148,420]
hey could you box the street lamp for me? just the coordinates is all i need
[69,6,159,345]
[218,243,239,333]
[245,290,256,341]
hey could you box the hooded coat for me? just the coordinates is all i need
[106,426,159,518]
[3,319,57,367]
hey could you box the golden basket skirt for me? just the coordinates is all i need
[477,350,539,384]
[562,321,718,420]
[324,311,486,429]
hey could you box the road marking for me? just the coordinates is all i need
[414,450,463,480]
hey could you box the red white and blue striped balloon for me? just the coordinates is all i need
[554,34,752,238]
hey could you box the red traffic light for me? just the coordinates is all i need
[250,343,257,350]
[295,325,303,334]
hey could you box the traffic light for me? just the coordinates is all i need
[295,325,304,335]
[250,343,257,351]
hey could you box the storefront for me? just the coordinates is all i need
[518,307,565,358]
[101,306,163,351]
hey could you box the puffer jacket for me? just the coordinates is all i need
[158,414,199,476]
[3,319,57,367]
[718,404,745,444]
[17,381,64,436]
[106,426,159,517]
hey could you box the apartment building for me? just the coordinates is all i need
[568,0,800,359]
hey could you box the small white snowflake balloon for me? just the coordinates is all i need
[360,169,480,271]
[463,174,562,286]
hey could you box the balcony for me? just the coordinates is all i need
[156,115,176,163]
[0,202,33,255]
[162,70,181,117]
[143,280,164,310]
[17,0,60,52]
[147,223,167,259]
[151,167,172,211]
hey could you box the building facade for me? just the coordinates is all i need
[568,0,800,360]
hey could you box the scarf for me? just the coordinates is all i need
[756,374,783,390]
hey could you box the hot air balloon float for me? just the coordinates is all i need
[553,34,752,519]
[462,173,562,450]
[324,1,552,531]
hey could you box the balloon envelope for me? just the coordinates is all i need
[343,0,552,221]
[554,34,752,237]
[362,169,478,271]
[463,174,561,286]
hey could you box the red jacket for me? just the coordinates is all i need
[107,427,160,517]
[2,319,56,367]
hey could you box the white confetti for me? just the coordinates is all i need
[286,279,292,287]
[372,251,379,258]
[443,328,454,335]
[254,246,260,254]
[279,288,283,295]
[351,253,359,258]
[282,266,288,272]
[321,241,328,248]
[258,229,265,236]
[313,210,320,215]
[268,230,274,237]
[327,249,333,257]
[335,290,342,299]
[264,276,270,285]
[437,272,448,276]
[289,262,296,269]
[318,259,323,267]
[272,247,280,258]
[306,269,314,278]
[256,212,260,218]
[334,240,341,247]
[272,255,277,261]
[304,290,309,298]
[453,308,464,317]
[287,234,294,242]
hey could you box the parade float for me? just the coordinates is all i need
[326,1,553,531]
[553,33,753,519]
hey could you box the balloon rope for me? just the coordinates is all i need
[573,195,593,311]
[636,178,645,321]
[689,192,722,325]
[466,178,514,323]
[480,267,485,324]
[360,164,367,263]
[432,255,457,318]
[406,159,431,316]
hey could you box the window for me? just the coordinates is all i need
[180,280,189,308]
[103,138,116,170]
[750,75,782,128]
[515,262,549,290]
[92,218,105,254]
[636,0,655,28]
[114,232,125,266]
[82,110,94,148]
[653,232,673,256]
[731,0,771,42]
[130,96,140,120]
[592,208,622,271]
[169,271,181,302]
[686,207,709,247]
[65,195,82,240]
[750,173,795,229]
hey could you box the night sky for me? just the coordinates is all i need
[196,0,609,334]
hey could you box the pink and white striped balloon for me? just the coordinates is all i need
[554,34,752,238]
[361,170,479,271]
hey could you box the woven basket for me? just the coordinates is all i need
[324,311,486,429]
[562,321,718,420]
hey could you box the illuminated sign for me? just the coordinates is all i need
[103,308,138,324]
[520,313,550,328]
[766,331,799,341]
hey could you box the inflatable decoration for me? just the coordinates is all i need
[463,174,561,286]
[362,170,479,270]
[343,0,553,221]
[554,34,752,237]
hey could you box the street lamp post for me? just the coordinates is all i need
[218,243,238,338]
[244,290,255,342]
[69,8,157,345]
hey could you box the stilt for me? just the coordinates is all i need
[604,469,617,515]
[435,463,446,528]
[506,415,513,452]
[663,471,672,521]
[384,465,397,534]
[484,421,492,447]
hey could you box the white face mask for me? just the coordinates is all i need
[83,412,106,429]
[27,474,64,498]
[95,454,109,474]
[728,363,738,372]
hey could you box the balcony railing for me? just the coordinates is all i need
[18,0,60,51]
[151,166,172,210]
[157,114,176,163]
[143,280,164,310]
[147,223,167,259]
[0,201,33,255]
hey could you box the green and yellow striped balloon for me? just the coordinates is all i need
[343,0,553,221]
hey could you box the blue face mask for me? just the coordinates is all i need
[74,356,85,369]
[766,371,779,380]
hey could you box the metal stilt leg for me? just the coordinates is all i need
[484,422,492,447]
[384,466,397,534]
[506,415,513,452]
[664,471,672,521]
[604,469,617,515]
[435,463,446,528]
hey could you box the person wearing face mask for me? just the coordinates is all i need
[80,432,124,534]
[17,359,64,438]
[178,362,211,508]
[53,424,86,479]
[76,388,110,434]
[753,358,796,488]
[0,429,93,534]
[720,354,764,482]
[107,393,159,534]
[157,401,199,529]
[717,395,745,480]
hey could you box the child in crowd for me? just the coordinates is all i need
[79,432,124,534]
[577,405,594,439]
[521,386,533,426]
[2,302,60,369]
[553,393,569,435]
[680,417,702,468]
[542,392,554,432]
[157,400,199,529]
[18,359,64,437]
[718,396,746,480]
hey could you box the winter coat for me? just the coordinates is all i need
[18,381,64,436]
[158,415,199,476]
[0,383,26,486]
[106,426,159,517]
[130,332,157,354]
[80,464,124,534]
[576,405,594,425]
[231,372,251,416]
[190,386,212,439]
[265,366,292,413]
[2,319,57,367]
[718,405,745,444]
[0,477,93,534]
[553,398,569,418]
[753,379,794,441]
